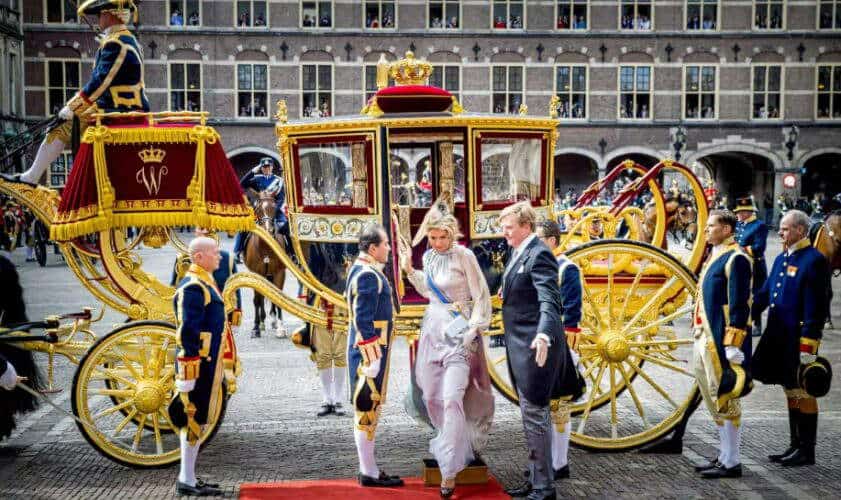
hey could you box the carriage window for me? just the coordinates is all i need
[389,149,432,208]
[479,136,543,204]
[295,137,374,211]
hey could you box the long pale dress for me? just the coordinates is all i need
[406,245,495,479]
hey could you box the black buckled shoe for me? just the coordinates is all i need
[176,480,222,496]
[694,458,721,472]
[195,478,219,489]
[523,464,569,480]
[526,491,557,500]
[358,472,404,487]
[317,404,334,417]
[332,403,346,416]
[699,463,742,479]
[505,482,533,497]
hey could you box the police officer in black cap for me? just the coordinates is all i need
[733,195,768,337]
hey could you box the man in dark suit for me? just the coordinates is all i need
[499,202,563,500]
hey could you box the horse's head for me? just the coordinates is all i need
[254,191,278,234]
[815,212,841,273]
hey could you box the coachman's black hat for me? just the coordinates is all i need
[798,356,832,398]
[734,194,758,212]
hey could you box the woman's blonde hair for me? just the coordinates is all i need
[411,196,463,246]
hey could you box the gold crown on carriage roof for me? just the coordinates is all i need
[387,51,433,86]
[138,146,166,164]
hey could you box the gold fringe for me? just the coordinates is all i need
[51,212,254,241]
[82,125,220,145]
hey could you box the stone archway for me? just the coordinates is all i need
[802,151,841,212]
[553,150,599,201]
[227,148,281,179]
[694,151,777,224]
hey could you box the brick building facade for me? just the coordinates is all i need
[0,0,24,171]
[19,0,841,221]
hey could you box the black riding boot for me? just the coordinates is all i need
[781,412,816,466]
[769,408,799,462]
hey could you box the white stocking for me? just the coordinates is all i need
[717,425,727,464]
[723,421,741,468]
[354,428,379,478]
[178,429,197,486]
[318,368,332,404]
[551,420,571,470]
[21,137,66,184]
[331,366,346,405]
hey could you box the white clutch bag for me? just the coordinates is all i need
[444,314,471,343]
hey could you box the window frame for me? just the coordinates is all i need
[553,64,589,121]
[750,64,784,121]
[43,0,78,24]
[233,0,269,28]
[167,0,203,28]
[7,48,20,116]
[429,64,462,101]
[363,63,395,102]
[427,0,461,30]
[300,63,335,118]
[817,0,841,30]
[685,0,719,31]
[490,64,526,114]
[618,0,654,31]
[490,0,526,30]
[44,58,81,116]
[555,0,590,31]
[300,0,334,29]
[49,150,74,189]
[167,61,203,112]
[752,0,786,31]
[617,64,653,121]
[235,63,270,120]
[362,1,398,30]
[815,64,841,120]
[682,64,719,121]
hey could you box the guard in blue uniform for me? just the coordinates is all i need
[233,157,287,262]
[168,237,226,496]
[753,210,829,467]
[692,210,753,479]
[535,220,585,480]
[13,0,150,185]
[734,195,768,337]
[346,224,403,488]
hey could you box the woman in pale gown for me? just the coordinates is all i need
[400,206,494,498]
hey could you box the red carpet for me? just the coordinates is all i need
[239,476,508,499]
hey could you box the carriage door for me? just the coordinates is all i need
[471,130,550,293]
[287,131,379,295]
[386,128,467,304]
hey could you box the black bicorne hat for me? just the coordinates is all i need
[798,356,832,398]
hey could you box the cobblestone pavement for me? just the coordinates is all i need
[1,234,839,499]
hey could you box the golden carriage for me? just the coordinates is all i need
[0,51,713,468]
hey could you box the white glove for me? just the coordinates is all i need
[58,105,74,120]
[800,352,817,365]
[531,335,549,367]
[724,346,745,364]
[0,362,19,391]
[251,166,261,174]
[175,378,196,393]
[360,357,381,379]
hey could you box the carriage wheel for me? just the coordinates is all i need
[484,240,699,451]
[71,321,228,468]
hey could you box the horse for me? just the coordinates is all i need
[638,194,697,249]
[810,211,841,329]
[243,192,287,338]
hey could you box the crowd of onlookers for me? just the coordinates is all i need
[0,198,42,262]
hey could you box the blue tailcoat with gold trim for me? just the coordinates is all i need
[169,265,226,426]
[345,256,394,436]
[71,27,150,113]
[752,239,829,389]
[551,253,585,401]
[735,216,768,304]
[695,243,753,401]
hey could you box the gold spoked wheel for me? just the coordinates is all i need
[71,321,227,468]
[484,239,698,451]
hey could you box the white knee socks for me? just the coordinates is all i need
[178,429,198,486]
[721,421,741,468]
[319,368,332,404]
[551,421,571,470]
[331,366,346,405]
[354,428,379,478]
[21,137,66,184]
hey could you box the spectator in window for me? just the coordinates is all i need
[622,15,631,29]
[511,15,522,29]
[575,16,585,29]
[431,17,442,28]
[702,17,714,29]
[255,14,265,26]
[370,16,379,28]
[448,16,458,28]
[639,104,648,118]
[639,15,651,30]
[494,16,506,28]
[188,11,199,25]
[557,15,568,29]
[383,12,393,27]
[171,9,183,26]
[320,101,330,117]
[755,15,765,29]
[770,15,781,28]
[303,14,313,26]
[320,14,331,26]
